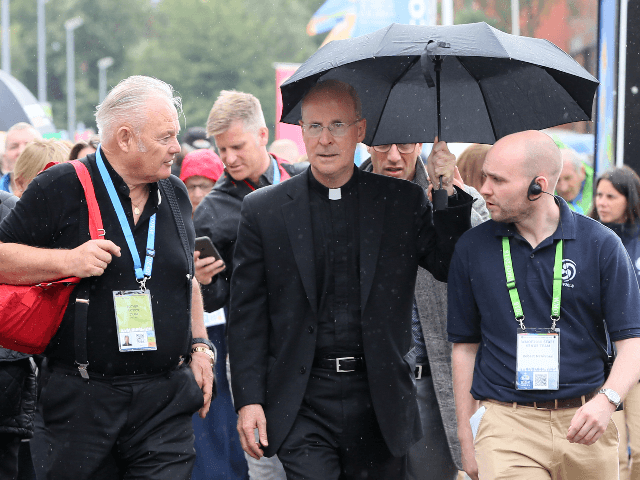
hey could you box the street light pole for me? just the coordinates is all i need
[442,0,454,26]
[97,56,114,103]
[1,0,10,73]
[511,0,520,36]
[37,0,46,102]
[65,16,83,140]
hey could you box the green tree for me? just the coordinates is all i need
[8,0,152,132]
[129,0,324,136]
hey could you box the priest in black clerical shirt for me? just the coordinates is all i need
[228,79,473,480]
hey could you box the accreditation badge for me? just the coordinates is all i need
[515,328,560,390]
[113,290,158,352]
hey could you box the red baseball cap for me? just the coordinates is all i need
[180,149,224,183]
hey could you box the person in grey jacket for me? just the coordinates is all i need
[361,141,489,480]
[0,190,37,480]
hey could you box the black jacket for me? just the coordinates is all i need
[194,158,307,312]
[0,190,36,438]
[228,168,473,457]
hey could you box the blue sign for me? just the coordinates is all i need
[308,0,433,40]
[595,0,618,175]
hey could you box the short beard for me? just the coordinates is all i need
[493,200,533,224]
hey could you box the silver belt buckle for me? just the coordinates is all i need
[415,365,423,380]
[336,356,355,373]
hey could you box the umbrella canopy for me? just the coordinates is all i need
[0,70,56,134]
[280,22,599,146]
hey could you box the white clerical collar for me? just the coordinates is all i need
[328,188,341,200]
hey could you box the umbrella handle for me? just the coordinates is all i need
[432,176,448,212]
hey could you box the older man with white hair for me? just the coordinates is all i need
[0,75,214,480]
[0,122,41,193]
[556,147,594,214]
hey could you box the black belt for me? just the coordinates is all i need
[313,356,366,373]
[48,360,183,384]
[414,363,431,379]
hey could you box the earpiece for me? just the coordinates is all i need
[528,177,543,201]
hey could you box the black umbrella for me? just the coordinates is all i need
[280,22,598,147]
[0,70,55,134]
[280,22,598,209]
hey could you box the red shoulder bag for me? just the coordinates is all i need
[0,160,103,354]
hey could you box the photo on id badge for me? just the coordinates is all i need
[113,290,158,352]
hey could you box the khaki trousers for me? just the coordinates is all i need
[475,400,619,480]
[614,383,640,480]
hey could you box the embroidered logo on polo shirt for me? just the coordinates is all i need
[562,259,576,288]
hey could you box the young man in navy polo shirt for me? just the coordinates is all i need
[448,130,640,480]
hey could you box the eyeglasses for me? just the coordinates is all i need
[372,144,417,154]
[301,119,361,138]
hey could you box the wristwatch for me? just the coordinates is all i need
[598,388,622,408]
[191,337,216,365]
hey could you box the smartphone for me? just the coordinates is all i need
[195,236,224,264]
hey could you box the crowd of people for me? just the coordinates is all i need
[0,73,639,480]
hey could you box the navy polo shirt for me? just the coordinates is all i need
[448,198,640,402]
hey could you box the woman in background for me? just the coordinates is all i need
[12,140,70,198]
[456,143,490,192]
[591,165,640,480]
[68,135,99,161]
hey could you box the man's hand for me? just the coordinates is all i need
[63,239,121,278]
[566,394,616,445]
[460,434,479,480]
[426,166,466,202]
[237,404,268,460]
[190,351,215,418]
[194,250,226,285]
[452,166,465,190]
[426,137,456,196]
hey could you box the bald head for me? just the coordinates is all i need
[491,130,562,189]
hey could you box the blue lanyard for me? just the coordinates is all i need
[96,146,156,289]
[272,156,281,185]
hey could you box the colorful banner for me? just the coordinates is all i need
[595,0,618,174]
[308,0,433,43]
[275,63,306,157]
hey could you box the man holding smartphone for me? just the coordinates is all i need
[192,90,306,480]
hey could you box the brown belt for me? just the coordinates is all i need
[487,391,597,410]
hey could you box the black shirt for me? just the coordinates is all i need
[0,151,195,375]
[308,166,363,358]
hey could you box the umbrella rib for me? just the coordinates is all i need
[457,57,499,141]
[368,56,421,144]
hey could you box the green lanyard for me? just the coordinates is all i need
[502,237,563,331]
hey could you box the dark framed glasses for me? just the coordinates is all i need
[372,144,417,154]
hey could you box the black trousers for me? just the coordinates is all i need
[406,374,458,480]
[0,433,21,480]
[277,367,406,480]
[0,357,37,480]
[30,363,204,480]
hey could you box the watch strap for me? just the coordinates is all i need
[598,388,621,407]
[192,346,216,365]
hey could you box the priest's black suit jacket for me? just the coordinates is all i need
[228,167,472,458]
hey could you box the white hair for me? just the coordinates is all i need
[560,147,585,172]
[95,75,183,145]
[7,122,41,137]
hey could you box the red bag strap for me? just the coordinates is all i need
[70,160,104,240]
